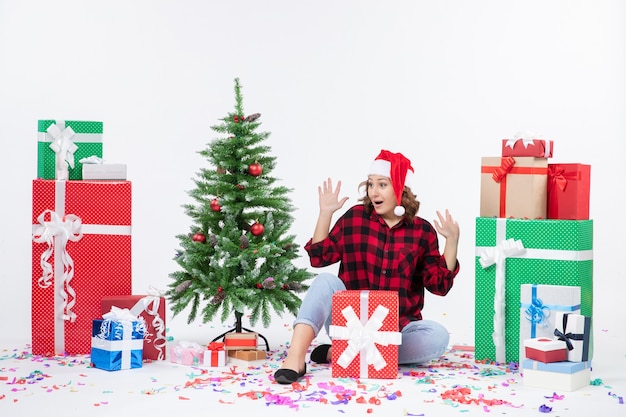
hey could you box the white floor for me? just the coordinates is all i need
[1,321,624,417]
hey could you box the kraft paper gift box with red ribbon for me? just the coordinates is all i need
[522,359,591,392]
[523,338,568,363]
[31,179,132,355]
[329,290,402,379]
[224,332,258,350]
[91,307,145,371]
[203,342,227,367]
[553,312,592,362]
[501,134,554,158]
[547,163,591,220]
[519,284,581,364]
[101,293,167,360]
[37,120,103,180]
[474,217,593,364]
[480,156,548,219]
[169,340,204,366]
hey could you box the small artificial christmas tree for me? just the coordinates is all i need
[167,78,312,340]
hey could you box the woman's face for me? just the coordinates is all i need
[367,175,397,218]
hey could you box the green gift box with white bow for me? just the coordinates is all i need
[37,120,103,180]
[474,217,593,364]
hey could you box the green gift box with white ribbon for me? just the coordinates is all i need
[37,120,103,180]
[474,217,593,364]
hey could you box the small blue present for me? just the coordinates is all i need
[91,307,145,371]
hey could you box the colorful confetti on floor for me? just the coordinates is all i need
[1,338,624,416]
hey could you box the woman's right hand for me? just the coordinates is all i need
[318,178,349,215]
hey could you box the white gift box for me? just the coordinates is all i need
[83,163,127,180]
[553,312,592,362]
[522,359,591,391]
[519,284,581,364]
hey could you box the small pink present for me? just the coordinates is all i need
[169,341,204,366]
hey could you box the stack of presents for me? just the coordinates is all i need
[475,133,593,391]
[30,119,265,372]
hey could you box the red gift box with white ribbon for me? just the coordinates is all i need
[501,135,554,158]
[31,179,132,355]
[524,337,568,363]
[101,293,167,360]
[329,290,402,379]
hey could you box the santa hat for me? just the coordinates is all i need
[367,150,414,216]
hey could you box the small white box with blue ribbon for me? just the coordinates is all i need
[91,306,145,371]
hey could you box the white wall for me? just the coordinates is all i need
[1,0,624,346]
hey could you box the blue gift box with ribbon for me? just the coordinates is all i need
[91,307,145,371]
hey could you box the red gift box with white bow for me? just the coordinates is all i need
[329,290,402,379]
[101,294,167,360]
[31,179,132,355]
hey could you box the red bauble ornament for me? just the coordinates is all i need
[236,184,245,190]
[192,232,206,243]
[248,162,262,177]
[250,221,265,236]
[233,115,240,123]
[256,283,263,289]
[210,198,221,212]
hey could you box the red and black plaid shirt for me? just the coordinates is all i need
[304,204,459,329]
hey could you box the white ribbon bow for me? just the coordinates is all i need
[32,209,83,322]
[504,131,544,149]
[329,304,402,372]
[479,238,526,363]
[47,124,78,178]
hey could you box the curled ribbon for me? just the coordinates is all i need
[491,156,516,183]
[47,123,78,178]
[129,287,167,360]
[329,303,402,373]
[32,209,83,322]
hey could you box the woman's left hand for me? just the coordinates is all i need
[434,209,460,242]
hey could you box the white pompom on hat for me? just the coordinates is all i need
[367,150,414,216]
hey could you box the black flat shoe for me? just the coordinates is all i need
[310,344,331,364]
[274,363,307,384]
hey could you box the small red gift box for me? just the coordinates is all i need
[203,342,227,367]
[101,294,167,360]
[480,156,548,219]
[329,290,402,379]
[502,137,554,158]
[524,338,568,363]
[547,164,591,220]
[31,179,132,355]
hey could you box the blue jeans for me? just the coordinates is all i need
[294,272,450,365]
